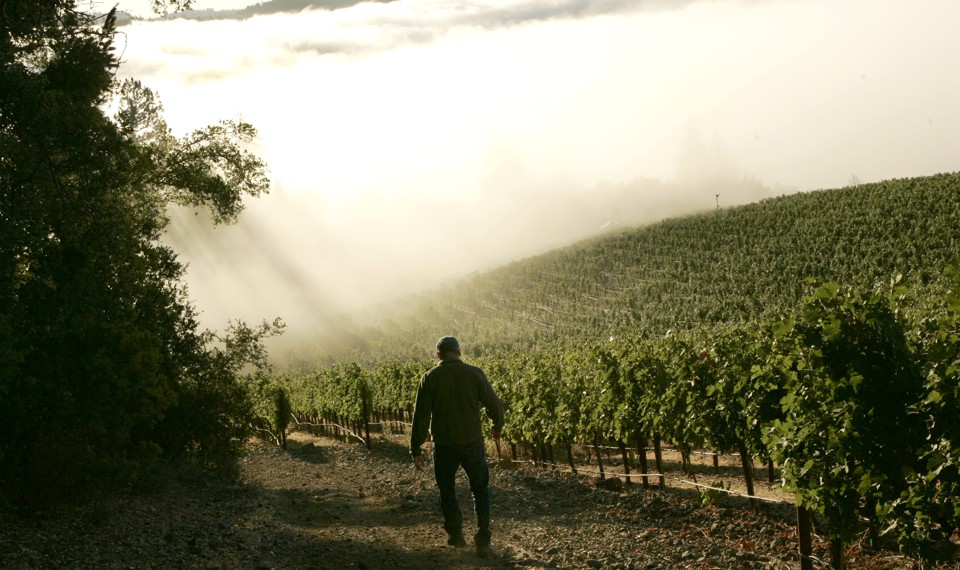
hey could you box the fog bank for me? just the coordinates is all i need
[112,0,960,345]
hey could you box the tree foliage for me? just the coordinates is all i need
[0,1,273,506]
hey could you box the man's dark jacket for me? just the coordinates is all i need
[410,357,504,457]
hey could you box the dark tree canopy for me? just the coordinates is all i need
[0,1,277,506]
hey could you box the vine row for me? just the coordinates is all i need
[252,266,960,565]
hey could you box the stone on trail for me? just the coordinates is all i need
[594,476,624,492]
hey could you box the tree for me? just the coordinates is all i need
[0,1,274,506]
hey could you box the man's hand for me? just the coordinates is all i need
[490,429,501,440]
[413,454,427,471]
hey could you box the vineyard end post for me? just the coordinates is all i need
[797,504,814,570]
[361,384,372,450]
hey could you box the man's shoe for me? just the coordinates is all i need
[474,530,492,558]
[447,532,467,548]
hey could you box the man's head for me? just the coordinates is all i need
[436,336,461,359]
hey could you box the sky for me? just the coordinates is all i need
[108,0,960,346]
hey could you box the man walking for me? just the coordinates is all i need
[411,336,505,558]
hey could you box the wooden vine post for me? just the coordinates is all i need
[635,434,649,488]
[736,440,756,506]
[566,441,578,475]
[796,505,813,570]
[829,539,845,570]
[653,433,665,489]
[593,434,606,480]
[361,382,371,449]
[618,440,631,485]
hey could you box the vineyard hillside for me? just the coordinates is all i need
[262,172,960,565]
[329,172,960,358]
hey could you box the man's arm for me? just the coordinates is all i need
[410,375,432,457]
[477,369,505,435]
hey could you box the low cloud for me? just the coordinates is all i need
[113,0,959,351]
[164,154,775,350]
[124,0,679,26]
[119,0,690,67]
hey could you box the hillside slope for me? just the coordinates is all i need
[323,172,960,357]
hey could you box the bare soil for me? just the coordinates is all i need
[2,430,957,569]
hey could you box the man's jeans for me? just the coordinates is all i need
[433,439,491,545]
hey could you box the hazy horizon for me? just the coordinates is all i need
[111,0,960,346]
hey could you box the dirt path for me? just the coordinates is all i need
[2,430,944,569]
[240,432,516,569]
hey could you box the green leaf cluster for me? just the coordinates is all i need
[764,283,926,543]
[0,1,273,506]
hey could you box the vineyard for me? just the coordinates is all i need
[325,172,960,355]
[255,173,960,567]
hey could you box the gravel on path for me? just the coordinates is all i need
[1,430,954,569]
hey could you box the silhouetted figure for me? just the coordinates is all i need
[411,336,505,558]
